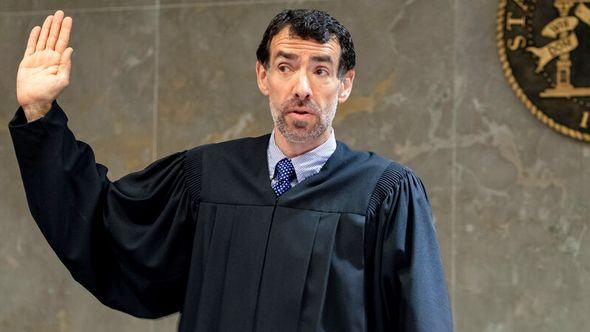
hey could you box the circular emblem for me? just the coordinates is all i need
[497,0,590,141]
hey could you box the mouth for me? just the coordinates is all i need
[289,108,313,116]
[287,107,315,115]
[285,108,316,122]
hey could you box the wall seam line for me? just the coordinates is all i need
[0,0,335,16]
[152,0,160,163]
[451,0,458,327]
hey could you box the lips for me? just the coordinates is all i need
[285,108,316,121]
[287,107,315,115]
[291,110,310,115]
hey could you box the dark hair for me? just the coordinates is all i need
[256,9,356,79]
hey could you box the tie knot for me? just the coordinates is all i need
[274,158,296,182]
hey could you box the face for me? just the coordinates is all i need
[256,27,355,144]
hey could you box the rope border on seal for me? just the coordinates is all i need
[496,0,590,142]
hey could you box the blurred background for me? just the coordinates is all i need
[1,0,589,331]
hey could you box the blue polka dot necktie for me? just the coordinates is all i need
[272,158,296,197]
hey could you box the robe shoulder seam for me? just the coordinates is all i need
[366,161,412,216]
[184,146,207,209]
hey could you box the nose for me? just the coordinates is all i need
[293,71,312,101]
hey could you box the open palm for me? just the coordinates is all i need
[17,10,73,121]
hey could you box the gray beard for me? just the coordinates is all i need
[274,114,326,143]
[270,99,337,144]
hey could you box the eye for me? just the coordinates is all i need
[315,68,329,76]
[278,64,290,73]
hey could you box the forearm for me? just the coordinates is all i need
[9,100,114,282]
[9,100,106,238]
[8,102,194,317]
[9,101,154,316]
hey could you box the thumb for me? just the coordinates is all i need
[58,47,73,83]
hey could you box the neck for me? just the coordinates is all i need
[273,128,331,158]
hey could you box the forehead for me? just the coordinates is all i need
[269,27,341,61]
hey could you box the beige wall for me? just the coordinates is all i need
[1,0,588,331]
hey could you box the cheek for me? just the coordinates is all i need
[314,84,340,106]
[267,82,289,103]
[268,93,284,112]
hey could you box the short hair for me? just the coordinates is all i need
[256,9,356,79]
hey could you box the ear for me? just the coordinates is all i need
[338,69,355,103]
[256,61,270,96]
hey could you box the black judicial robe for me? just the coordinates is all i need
[9,101,453,332]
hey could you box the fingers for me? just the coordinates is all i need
[46,10,64,51]
[24,26,41,56]
[58,47,74,83]
[55,16,72,53]
[35,15,53,51]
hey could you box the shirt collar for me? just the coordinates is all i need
[267,127,337,183]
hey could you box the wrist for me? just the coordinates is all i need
[22,102,52,122]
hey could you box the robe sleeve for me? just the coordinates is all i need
[368,166,453,331]
[8,101,198,318]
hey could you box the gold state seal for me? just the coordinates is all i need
[498,0,590,141]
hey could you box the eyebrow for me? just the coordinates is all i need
[310,55,333,64]
[276,51,297,60]
[275,51,334,64]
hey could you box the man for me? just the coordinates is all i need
[9,8,453,332]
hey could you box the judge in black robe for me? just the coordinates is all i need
[9,100,452,331]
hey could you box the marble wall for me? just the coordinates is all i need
[0,0,588,331]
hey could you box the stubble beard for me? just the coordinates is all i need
[270,97,337,144]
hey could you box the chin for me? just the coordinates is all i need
[281,125,327,144]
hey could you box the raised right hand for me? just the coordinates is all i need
[16,10,73,122]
